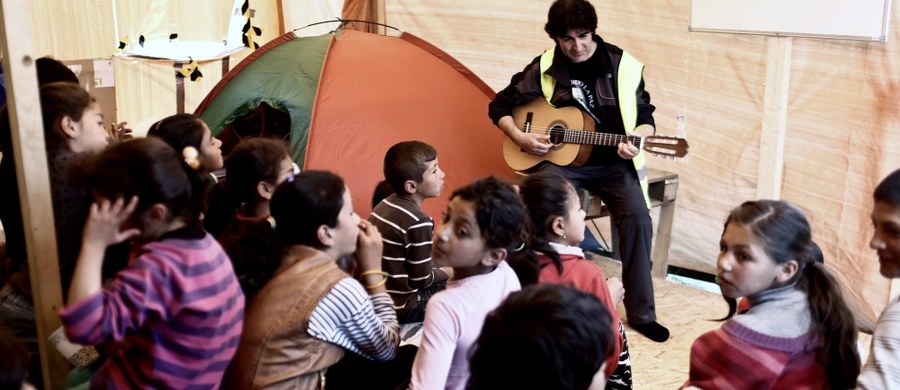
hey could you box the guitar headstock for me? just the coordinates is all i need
[643,135,689,159]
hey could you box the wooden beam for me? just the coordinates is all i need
[0,0,67,388]
[756,36,792,199]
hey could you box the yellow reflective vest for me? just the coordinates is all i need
[538,49,651,208]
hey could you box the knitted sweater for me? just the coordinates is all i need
[683,286,826,389]
[60,226,245,389]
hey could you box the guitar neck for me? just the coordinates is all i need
[559,129,642,148]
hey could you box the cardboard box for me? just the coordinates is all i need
[64,58,117,128]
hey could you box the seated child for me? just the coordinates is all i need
[147,113,223,172]
[146,113,224,194]
[208,137,295,300]
[223,170,401,389]
[513,171,631,389]
[467,284,615,390]
[857,168,900,388]
[59,138,245,388]
[409,177,524,390]
[369,141,450,323]
[683,200,860,389]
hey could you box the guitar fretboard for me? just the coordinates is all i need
[552,128,642,148]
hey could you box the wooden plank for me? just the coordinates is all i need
[0,0,67,388]
[651,181,677,278]
[756,36,792,199]
[582,169,679,277]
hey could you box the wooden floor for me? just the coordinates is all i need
[587,253,873,388]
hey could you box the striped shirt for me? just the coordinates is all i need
[369,194,448,312]
[59,227,245,389]
[858,295,900,389]
[308,278,400,361]
[683,287,825,389]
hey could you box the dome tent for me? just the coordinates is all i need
[195,26,512,217]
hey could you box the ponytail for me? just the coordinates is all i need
[800,262,860,389]
[717,296,738,321]
[179,146,214,226]
[507,238,564,286]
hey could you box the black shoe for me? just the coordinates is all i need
[631,321,670,342]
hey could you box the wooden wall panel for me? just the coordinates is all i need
[282,0,344,35]
[29,0,117,60]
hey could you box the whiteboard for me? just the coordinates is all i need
[690,0,892,41]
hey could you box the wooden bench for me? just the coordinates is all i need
[580,168,679,278]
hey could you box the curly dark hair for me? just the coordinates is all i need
[468,284,614,390]
[544,0,598,39]
[449,176,526,253]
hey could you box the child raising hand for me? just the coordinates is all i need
[60,138,245,388]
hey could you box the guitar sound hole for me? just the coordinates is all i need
[549,126,565,145]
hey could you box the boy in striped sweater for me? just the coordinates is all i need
[369,141,452,323]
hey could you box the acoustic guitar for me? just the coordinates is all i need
[503,98,689,171]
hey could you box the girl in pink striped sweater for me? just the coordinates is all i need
[60,138,244,389]
[683,200,859,389]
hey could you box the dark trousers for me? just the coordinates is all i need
[396,281,446,324]
[325,345,417,390]
[540,162,657,324]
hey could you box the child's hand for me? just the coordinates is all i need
[439,266,454,280]
[607,276,625,305]
[108,121,133,142]
[82,196,140,250]
[354,220,383,271]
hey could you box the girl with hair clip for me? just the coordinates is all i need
[511,170,632,389]
[59,137,245,388]
[147,113,224,180]
[205,138,295,300]
[409,177,524,390]
[223,170,403,390]
[683,200,860,389]
[858,168,900,388]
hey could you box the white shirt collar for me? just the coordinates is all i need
[547,242,585,257]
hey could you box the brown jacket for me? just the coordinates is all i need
[223,245,348,389]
